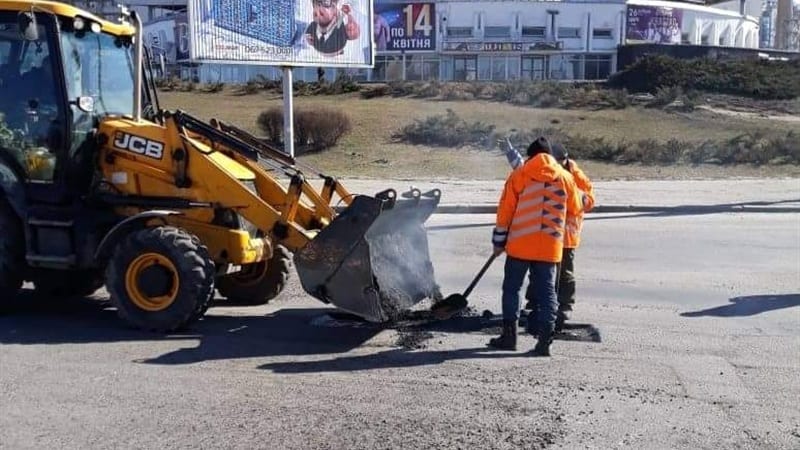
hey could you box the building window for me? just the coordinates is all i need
[558,27,581,39]
[447,27,473,38]
[548,54,583,80]
[478,56,492,80]
[405,54,440,81]
[583,54,612,80]
[373,55,404,81]
[681,33,690,44]
[593,29,613,39]
[522,26,546,38]
[491,57,507,80]
[484,26,511,38]
[453,56,477,81]
[507,57,520,80]
[701,35,710,45]
[522,56,548,80]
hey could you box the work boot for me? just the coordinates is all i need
[558,301,573,318]
[531,332,553,357]
[488,320,517,351]
[524,299,536,311]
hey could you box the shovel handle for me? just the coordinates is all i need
[463,253,498,298]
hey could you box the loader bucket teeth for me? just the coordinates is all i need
[294,188,442,322]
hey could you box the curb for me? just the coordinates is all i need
[430,204,800,214]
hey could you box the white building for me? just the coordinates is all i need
[71,0,765,82]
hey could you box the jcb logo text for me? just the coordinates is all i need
[113,132,165,160]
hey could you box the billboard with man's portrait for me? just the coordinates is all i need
[626,5,683,45]
[187,0,374,67]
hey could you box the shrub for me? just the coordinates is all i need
[155,76,181,91]
[199,82,225,93]
[440,83,475,101]
[413,80,443,98]
[360,84,392,99]
[236,79,262,95]
[608,54,800,100]
[519,128,798,166]
[680,89,701,111]
[256,108,283,143]
[257,106,352,152]
[603,88,631,109]
[393,109,495,147]
[319,74,361,95]
[299,109,352,150]
[648,85,682,108]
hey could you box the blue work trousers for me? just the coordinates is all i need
[502,256,558,336]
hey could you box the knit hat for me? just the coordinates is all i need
[526,136,551,157]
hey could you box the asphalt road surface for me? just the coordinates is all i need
[1,181,798,449]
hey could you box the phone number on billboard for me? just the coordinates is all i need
[243,45,294,56]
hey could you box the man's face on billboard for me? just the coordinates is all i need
[313,0,338,27]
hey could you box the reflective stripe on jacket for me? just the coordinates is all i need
[564,160,595,249]
[496,153,582,263]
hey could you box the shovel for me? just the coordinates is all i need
[431,253,499,320]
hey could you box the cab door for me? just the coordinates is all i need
[0,11,70,202]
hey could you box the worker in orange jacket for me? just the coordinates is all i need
[504,140,595,326]
[550,142,595,320]
[489,137,582,356]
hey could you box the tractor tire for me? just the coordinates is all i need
[187,234,216,323]
[106,226,215,332]
[0,198,25,303]
[217,245,292,306]
[32,270,104,298]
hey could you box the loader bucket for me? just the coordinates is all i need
[294,188,442,322]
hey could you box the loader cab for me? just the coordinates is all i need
[0,10,67,189]
[0,8,136,202]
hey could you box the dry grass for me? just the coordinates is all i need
[157,88,800,180]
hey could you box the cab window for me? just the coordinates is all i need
[0,14,64,182]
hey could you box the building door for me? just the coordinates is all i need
[521,56,548,80]
[453,56,477,81]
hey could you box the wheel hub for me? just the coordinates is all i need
[125,253,180,312]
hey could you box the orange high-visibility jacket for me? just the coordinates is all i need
[564,160,595,249]
[494,154,582,263]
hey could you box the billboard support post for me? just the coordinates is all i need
[282,66,294,158]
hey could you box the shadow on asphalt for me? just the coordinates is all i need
[680,294,800,318]
[259,347,536,373]
[427,222,495,231]
[0,290,600,368]
[0,289,380,355]
[585,198,800,221]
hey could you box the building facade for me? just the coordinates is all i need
[74,0,765,83]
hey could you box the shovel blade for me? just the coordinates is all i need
[431,294,468,320]
[294,189,442,322]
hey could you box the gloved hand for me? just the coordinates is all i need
[504,138,523,169]
[492,227,507,248]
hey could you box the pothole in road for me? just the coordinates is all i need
[310,308,601,348]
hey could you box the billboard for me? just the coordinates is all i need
[374,2,436,52]
[626,5,683,44]
[187,0,374,67]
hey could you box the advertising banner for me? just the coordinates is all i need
[626,5,683,44]
[143,14,189,65]
[175,14,191,61]
[373,2,435,52]
[187,0,374,67]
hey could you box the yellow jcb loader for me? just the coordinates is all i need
[0,0,443,330]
